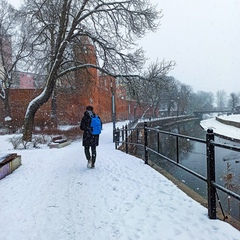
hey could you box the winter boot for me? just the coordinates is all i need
[91,155,96,168]
[87,157,92,168]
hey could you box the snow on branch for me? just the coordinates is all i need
[0,79,6,99]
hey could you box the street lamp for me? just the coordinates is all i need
[111,79,116,142]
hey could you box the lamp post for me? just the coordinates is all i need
[177,96,180,117]
[169,99,174,116]
[111,79,116,142]
[128,104,131,120]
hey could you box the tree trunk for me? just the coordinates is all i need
[3,93,12,120]
[22,85,54,141]
[4,101,11,119]
[50,90,57,128]
[23,113,35,141]
[22,99,42,141]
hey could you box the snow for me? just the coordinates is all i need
[4,116,12,122]
[219,114,240,123]
[0,121,240,240]
[57,125,79,131]
[200,114,240,141]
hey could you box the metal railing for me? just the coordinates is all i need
[115,122,240,220]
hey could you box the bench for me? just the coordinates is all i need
[48,135,71,149]
[0,153,22,180]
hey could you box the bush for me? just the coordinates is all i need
[8,136,23,149]
[8,134,53,149]
[7,125,82,149]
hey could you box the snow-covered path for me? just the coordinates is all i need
[0,122,240,240]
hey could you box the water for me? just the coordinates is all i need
[146,119,240,220]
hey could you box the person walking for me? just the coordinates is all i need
[80,106,102,168]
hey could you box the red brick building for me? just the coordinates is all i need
[0,36,146,129]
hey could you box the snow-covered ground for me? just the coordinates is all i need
[0,121,240,240]
[200,114,240,141]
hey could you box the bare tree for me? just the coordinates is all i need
[228,92,239,112]
[0,0,29,125]
[18,0,162,141]
[188,91,214,112]
[163,77,179,116]
[216,90,227,110]
[124,60,176,118]
[174,82,192,116]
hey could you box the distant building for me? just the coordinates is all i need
[11,71,45,89]
[0,34,46,90]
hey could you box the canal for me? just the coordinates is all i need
[146,118,240,221]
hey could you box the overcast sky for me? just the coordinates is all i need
[138,0,240,94]
[8,0,240,95]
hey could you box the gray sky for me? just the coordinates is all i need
[138,0,240,94]
[8,0,240,94]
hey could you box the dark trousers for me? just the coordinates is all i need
[84,146,96,162]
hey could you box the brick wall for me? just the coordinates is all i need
[0,85,146,129]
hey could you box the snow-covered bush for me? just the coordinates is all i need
[8,134,51,149]
[8,136,23,149]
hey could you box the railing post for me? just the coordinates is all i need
[121,125,124,142]
[114,127,120,149]
[137,128,139,143]
[176,136,179,163]
[206,128,216,219]
[130,128,133,143]
[144,122,148,164]
[125,124,128,154]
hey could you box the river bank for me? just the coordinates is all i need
[144,115,240,230]
[200,114,240,142]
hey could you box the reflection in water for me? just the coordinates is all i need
[135,119,240,220]
[148,120,208,198]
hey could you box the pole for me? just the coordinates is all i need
[144,122,148,164]
[206,128,216,219]
[111,79,116,142]
[125,124,128,154]
[128,104,131,120]
[177,96,179,117]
